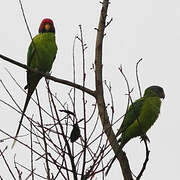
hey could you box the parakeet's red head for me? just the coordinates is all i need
[39,18,55,33]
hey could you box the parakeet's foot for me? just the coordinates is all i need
[45,71,51,76]
[140,134,150,143]
[24,84,28,89]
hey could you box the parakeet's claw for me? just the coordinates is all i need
[24,84,28,89]
[45,71,51,76]
[140,134,150,143]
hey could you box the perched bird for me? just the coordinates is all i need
[106,85,165,175]
[70,123,81,143]
[12,18,57,148]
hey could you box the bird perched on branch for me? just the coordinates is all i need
[106,85,165,175]
[70,123,81,143]
[12,18,57,148]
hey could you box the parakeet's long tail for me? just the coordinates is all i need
[12,73,42,148]
[11,92,32,148]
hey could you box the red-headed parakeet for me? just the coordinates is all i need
[106,85,165,175]
[12,18,57,147]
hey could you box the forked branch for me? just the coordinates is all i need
[94,1,133,179]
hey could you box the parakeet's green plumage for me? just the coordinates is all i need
[105,85,165,175]
[12,18,57,148]
[117,86,165,147]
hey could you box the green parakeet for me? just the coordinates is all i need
[106,85,165,175]
[12,18,57,147]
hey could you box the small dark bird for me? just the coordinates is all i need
[70,123,81,143]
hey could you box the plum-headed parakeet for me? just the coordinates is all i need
[12,18,57,147]
[106,85,165,175]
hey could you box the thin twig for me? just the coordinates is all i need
[30,115,34,180]
[15,162,46,179]
[136,57,151,179]
[105,18,113,28]
[46,81,78,180]
[14,154,23,179]
[136,58,143,98]
[18,0,33,40]
[0,147,16,180]
[79,24,87,180]
[136,141,150,180]
[72,35,78,117]
[118,65,131,116]
[18,0,41,61]
[72,34,78,161]
[35,90,51,180]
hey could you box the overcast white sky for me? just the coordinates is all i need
[0,0,179,179]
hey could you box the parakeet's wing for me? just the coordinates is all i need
[136,96,161,133]
[27,41,35,66]
[24,41,36,90]
[25,33,57,91]
[117,98,145,136]
[119,96,161,146]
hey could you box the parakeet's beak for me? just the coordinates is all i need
[45,23,51,31]
[162,91,165,99]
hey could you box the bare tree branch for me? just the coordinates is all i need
[94,1,133,179]
[136,58,143,98]
[136,141,150,180]
[0,147,16,180]
[0,54,96,97]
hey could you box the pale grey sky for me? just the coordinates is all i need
[0,0,179,179]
